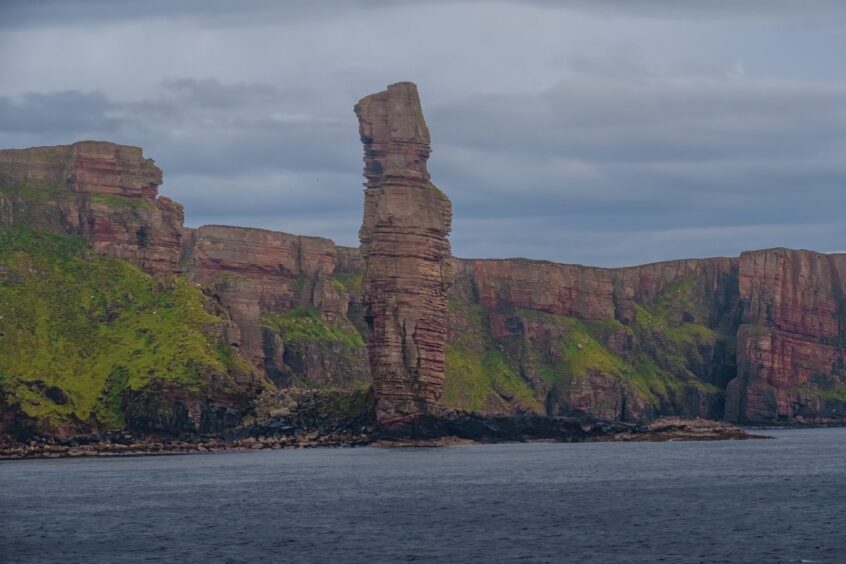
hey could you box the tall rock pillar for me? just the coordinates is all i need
[355,82,453,434]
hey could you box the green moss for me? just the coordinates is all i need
[0,180,72,202]
[332,272,362,295]
[0,226,251,431]
[585,317,630,335]
[559,318,626,378]
[294,275,311,295]
[94,367,131,429]
[445,275,730,414]
[646,278,710,324]
[448,301,486,349]
[515,308,707,404]
[444,300,542,413]
[515,310,616,382]
[262,306,364,348]
[321,387,375,418]
[328,277,347,293]
[799,383,846,402]
[819,386,846,401]
[90,193,153,210]
[444,345,542,413]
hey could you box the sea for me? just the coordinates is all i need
[1,428,844,563]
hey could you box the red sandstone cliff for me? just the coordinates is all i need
[3,113,844,429]
[0,143,370,395]
[355,82,453,431]
[181,225,369,388]
[0,141,183,275]
[447,256,740,421]
[726,249,846,423]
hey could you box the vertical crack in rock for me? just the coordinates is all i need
[355,82,453,434]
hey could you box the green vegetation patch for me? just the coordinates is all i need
[0,226,251,431]
[444,345,542,413]
[90,193,153,210]
[799,383,846,402]
[0,180,73,202]
[262,306,365,349]
[331,272,362,295]
[644,278,710,324]
[444,300,542,413]
[517,308,715,404]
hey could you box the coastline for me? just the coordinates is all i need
[0,417,772,460]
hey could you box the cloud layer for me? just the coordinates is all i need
[1,1,844,266]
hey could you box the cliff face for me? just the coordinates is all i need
[355,83,453,431]
[181,225,369,389]
[0,142,371,402]
[0,227,261,441]
[0,141,183,275]
[445,257,740,421]
[0,143,262,441]
[444,249,846,424]
[3,89,845,437]
[726,249,846,423]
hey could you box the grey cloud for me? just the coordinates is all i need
[0,79,358,176]
[2,68,845,267]
[158,78,310,109]
[2,0,846,29]
[1,0,845,267]
[0,90,117,134]
[432,75,846,163]
[523,0,846,22]
[422,69,846,264]
[0,0,410,29]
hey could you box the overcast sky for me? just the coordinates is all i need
[1,1,845,266]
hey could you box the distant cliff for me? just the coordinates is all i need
[1,90,845,443]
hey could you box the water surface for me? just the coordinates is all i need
[2,428,845,563]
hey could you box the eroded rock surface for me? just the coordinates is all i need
[0,141,183,274]
[446,256,740,421]
[181,225,369,388]
[355,82,453,431]
[3,93,846,439]
[726,249,846,423]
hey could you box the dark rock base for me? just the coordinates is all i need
[374,412,767,444]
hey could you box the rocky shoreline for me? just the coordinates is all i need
[0,432,372,460]
[0,417,770,460]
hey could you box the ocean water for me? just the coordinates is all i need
[1,428,844,563]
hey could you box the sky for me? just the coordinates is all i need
[1,0,845,267]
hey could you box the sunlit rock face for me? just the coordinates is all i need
[355,82,453,433]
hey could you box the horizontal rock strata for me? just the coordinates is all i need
[3,105,846,440]
[181,225,369,388]
[355,82,453,431]
[0,141,183,275]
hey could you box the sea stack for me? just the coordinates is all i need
[355,82,453,435]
